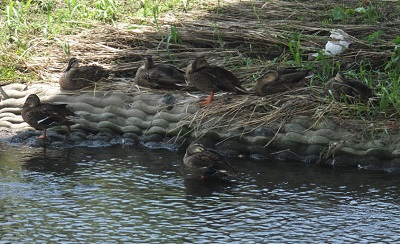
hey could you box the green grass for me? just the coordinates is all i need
[365,30,384,47]
[331,1,396,24]
[288,38,303,67]
[381,41,400,113]
[0,0,130,84]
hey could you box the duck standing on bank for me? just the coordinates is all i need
[254,68,312,96]
[21,94,76,139]
[183,143,237,179]
[185,57,247,106]
[134,56,187,89]
[59,57,109,90]
[325,72,374,103]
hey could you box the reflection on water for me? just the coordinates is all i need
[1,143,400,242]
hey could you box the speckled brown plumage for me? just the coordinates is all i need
[134,56,186,89]
[21,94,75,139]
[59,58,109,90]
[183,143,237,178]
[186,57,247,105]
[325,72,374,103]
[254,68,311,96]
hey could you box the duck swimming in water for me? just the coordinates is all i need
[183,143,237,178]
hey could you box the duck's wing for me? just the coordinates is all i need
[206,149,237,175]
[186,149,222,168]
[212,66,246,93]
[198,66,244,93]
[278,69,311,84]
[186,66,219,92]
[35,104,75,126]
[148,64,186,85]
[71,66,109,82]
[346,78,374,99]
[325,77,355,101]
[191,148,237,176]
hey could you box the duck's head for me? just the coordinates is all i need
[334,72,346,83]
[65,57,79,71]
[186,57,209,74]
[143,56,155,69]
[186,143,205,156]
[21,94,40,109]
[255,70,279,86]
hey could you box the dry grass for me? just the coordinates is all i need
[177,85,399,139]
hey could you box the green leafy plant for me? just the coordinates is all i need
[182,0,190,12]
[4,0,35,49]
[5,0,32,29]
[156,24,181,59]
[152,5,159,30]
[65,0,80,20]
[288,38,303,66]
[312,51,342,82]
[54,37,71,56]
[95,0,117,22]
[332,5,345,20]
[365,30,384,47]
[169,25,181,44]
[212,22,224,48]
[332,3,385,24]
[380,37,400,113]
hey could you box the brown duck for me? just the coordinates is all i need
[325,72,374,103]
[59,57,109,90]
[183,143,237,178]
[21,94,76,139]
[254,68,311,96]
[134,56,186,89]
[185,57,247,106]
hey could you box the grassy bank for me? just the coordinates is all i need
[1,0,400,121]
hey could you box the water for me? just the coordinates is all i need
[1,143,400,243]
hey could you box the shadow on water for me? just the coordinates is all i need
[183,177,236,198]
[21,147,79,176]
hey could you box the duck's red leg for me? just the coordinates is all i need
[199,91,214,106]
[38,128,47,139]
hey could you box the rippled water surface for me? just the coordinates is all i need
[1,143,400,243]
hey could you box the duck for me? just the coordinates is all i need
[21,94,76,139]
[134,56,187,89]
[254,68,311,96]
[183,143,237,178]
[325,72,374,103]
[59,57,109,90]
[185,57,247,106]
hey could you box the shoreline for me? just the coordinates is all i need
[1,83,400,173]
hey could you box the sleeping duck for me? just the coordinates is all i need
[254,68,311,96]
[325,72,374,103]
